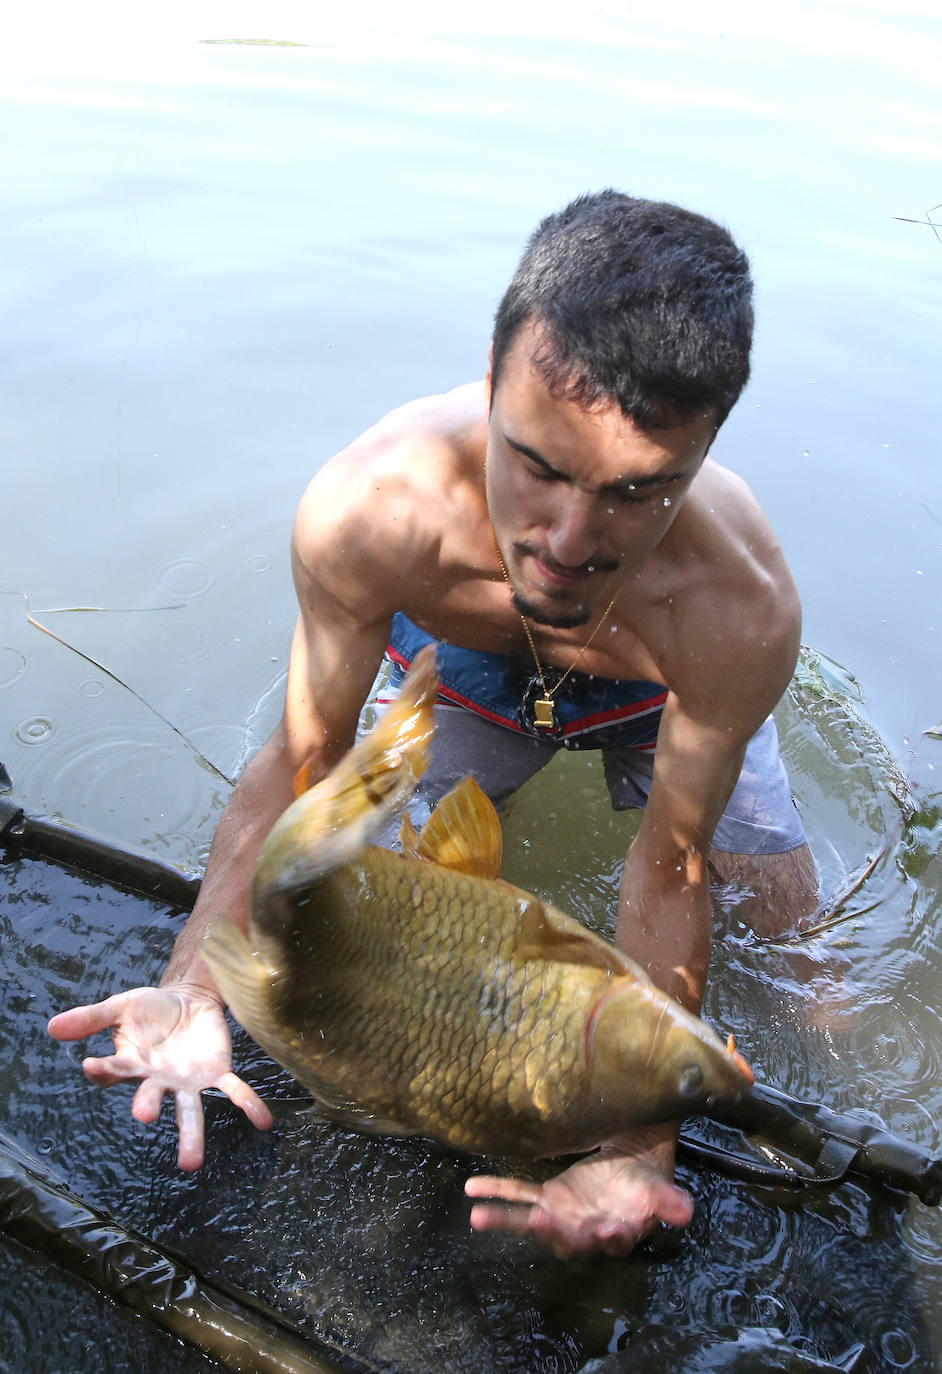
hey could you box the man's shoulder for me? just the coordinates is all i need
[291,382,487,608]
[677,460,797,605]
[654,460,802,727]
[308,381,483,503]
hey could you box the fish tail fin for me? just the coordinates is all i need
[255,645,439,894]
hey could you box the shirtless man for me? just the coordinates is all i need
[49,190,819,1259]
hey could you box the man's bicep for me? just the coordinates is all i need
[281,463,404,774]
[281,603,392,778]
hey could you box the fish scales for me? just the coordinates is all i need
[204,645,754,1158]
[258,849,610,1154]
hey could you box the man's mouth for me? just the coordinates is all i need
[532,557,587,586]
[518,546,618,590]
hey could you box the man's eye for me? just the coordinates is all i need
[526,463,559,483]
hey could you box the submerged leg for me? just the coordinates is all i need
[709,842,820,939]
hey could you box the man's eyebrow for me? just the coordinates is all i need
[502,433,690,490]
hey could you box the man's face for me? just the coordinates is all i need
[484,323,717,629]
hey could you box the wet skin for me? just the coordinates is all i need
[483,337,713,632]
[49,320,817,1257]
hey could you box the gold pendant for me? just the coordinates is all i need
[533,696,556,729]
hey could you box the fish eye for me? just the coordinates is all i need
[677,1064,704,1098]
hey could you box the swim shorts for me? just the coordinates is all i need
[363,613,806,857]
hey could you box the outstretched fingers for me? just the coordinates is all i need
[132,1078,166,1123]
[214,1072,274,1131]
[80,1048,150,1089]
[465,1174,543,1206]
[47,994,133,1042]
[175,1089,206,1172]
[48,985,272,1171]
[464,1165,696,1259]
[465,1176,551,1241]
[173,1074,273,1171]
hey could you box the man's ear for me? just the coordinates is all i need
[484,343,494,412]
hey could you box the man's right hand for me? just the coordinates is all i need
[47,986,273,1170]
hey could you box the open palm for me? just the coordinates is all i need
[465,1147,694,1258]
[48,985,273,1170]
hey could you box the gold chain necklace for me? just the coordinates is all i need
[486,496,621,734]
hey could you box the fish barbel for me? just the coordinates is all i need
[204,646,753,1157]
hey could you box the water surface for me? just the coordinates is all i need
[1,4,940,1370]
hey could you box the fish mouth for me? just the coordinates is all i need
[724,1036,754,1086]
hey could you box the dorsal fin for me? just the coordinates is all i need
[255,646,438,898]
[515,897,650,977]
[411,777,502,878]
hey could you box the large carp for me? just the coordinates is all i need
[204,646,753,1157]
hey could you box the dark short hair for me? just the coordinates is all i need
[491,190,753,430]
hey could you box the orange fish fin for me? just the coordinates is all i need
[293,758,315,799]
[414,776,502,878]
[255,646,439,895]
[399,811,420,857]
[516,899,647,977]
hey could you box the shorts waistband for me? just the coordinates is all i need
[386,612,666,751]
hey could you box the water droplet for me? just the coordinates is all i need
[751,1292,789,1329]
[15,715,57,746]
[0,646,27,689]
[157,558,213,600]
[247,554,270,573]
[80,679,105,698]
[37,1137,55,1156]
[880,1329,916,1368]
[663,496,672,507]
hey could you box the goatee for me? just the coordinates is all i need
[511,589,592,630]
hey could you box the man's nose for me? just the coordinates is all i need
[545,490,603,568]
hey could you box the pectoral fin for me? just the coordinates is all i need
[516,898,651,979]
[412,776,502,878]
[399,811,420,856]
[203,918,333,1091]
[203,918,422,1133]
[203,919,281,1041]
[309,1100,421,1138]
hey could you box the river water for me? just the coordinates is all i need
[1,3,940,1371]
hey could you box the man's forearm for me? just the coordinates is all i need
[160,728,304,998]
[615,829,713,1013]
[609,830,714,1166]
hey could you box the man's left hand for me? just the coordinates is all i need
[464,1146,693,1258]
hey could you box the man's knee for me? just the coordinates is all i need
[709,842,819,938]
